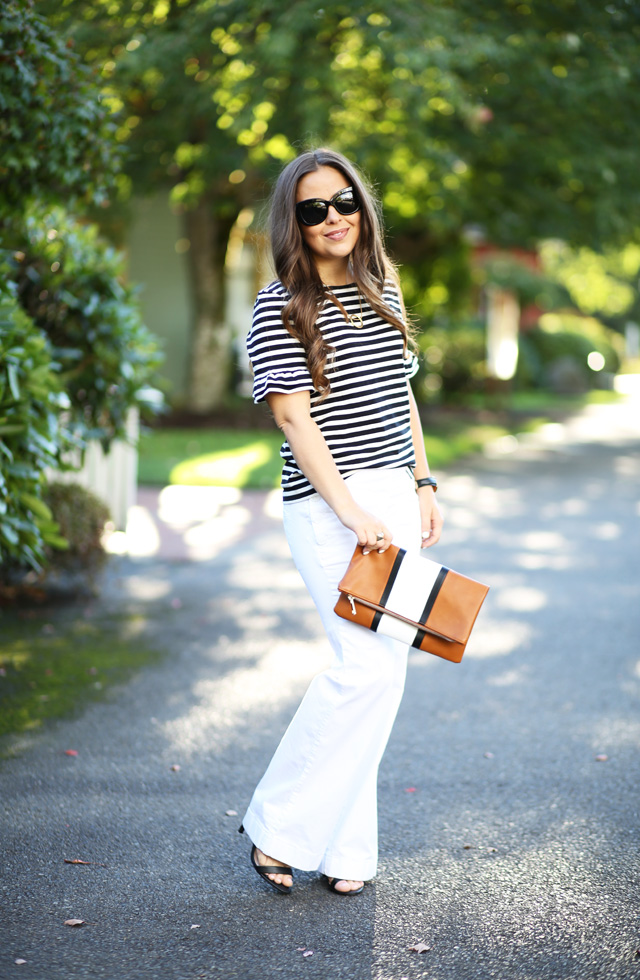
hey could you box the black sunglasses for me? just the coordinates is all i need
[296,186,361,226]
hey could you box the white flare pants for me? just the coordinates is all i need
[241,467,421,881]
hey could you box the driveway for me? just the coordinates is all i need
[1,388,639,980]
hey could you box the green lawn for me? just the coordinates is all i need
[137,409,552,488]
[138,428,286,488]
[138,390,623,489]
[0,613,163,744]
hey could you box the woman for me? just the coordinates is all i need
[240,148,443,896]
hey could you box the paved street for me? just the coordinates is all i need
[1,390,639,980]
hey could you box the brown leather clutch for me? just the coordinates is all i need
[334,542,489,663]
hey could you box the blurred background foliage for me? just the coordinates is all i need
[39,0,640,410]
[0,0,163,575]
[2,0,640,573]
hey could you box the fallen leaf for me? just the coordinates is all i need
[484,751,494,758]
[225,810,238,817]
[404,787,417,793]
[463,844,474,850]
[296,947,306,952]
[595,754,608,762]
[15,959,27,965]
[64,750,78,757]
[408,942,431,953]
[303,951,314,957]
[64,919,85,927]
[170,764,181,772]
[190,924,201,930]
[64,858,108,867]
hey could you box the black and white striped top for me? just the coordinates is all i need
[247,279,419,501]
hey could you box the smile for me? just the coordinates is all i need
[324,228,349,241]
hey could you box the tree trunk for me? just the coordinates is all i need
[183,202,235,413]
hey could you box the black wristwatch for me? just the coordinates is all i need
[415,477,438,492]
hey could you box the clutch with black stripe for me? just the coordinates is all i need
[334,543,489,663]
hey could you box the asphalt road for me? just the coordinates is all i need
[1,393,639,980]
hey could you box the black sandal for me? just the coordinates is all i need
[250,844,293,895]
[325,875,364,896]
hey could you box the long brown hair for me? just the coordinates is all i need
[268,148,412,396]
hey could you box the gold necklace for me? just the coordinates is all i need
[347,287,364,329]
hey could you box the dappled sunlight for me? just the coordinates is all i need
[263,487,284,520]
[226,551,299,595]
[487,666,531,687]
[614,453,640,478]
[104,485,283,561]
[540,496,588,518]
[483,433,520,457]
[120,505,161,557]
[495,586,547,613]
[441,476,524,519]
[516,530,569,551]
[445,507,481,529]
[120,576,172,601]
[161,636,331,757]
[592,521,621,540]
[513,551,573,571]
[463,618,533,658]
[158,485,241,523]
[182,504,251,558]
[170,441,275,486]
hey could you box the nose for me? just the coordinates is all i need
[325,205,340,223]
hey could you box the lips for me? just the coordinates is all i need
[324,228,349,241]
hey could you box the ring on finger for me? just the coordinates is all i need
[375,532,384,542]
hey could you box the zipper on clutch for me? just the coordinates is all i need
[344,593,454,642]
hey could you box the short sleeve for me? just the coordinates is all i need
[246,286,315,404]
[381,281,419,381]
[404,350,419,380]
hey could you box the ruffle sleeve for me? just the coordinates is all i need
[403,350,419,380]
[246,287,314,405]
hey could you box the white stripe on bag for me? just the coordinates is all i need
[382,552,443,624]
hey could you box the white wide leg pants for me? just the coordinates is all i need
[241,467,421,881]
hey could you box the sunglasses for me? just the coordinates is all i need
[296,186,361,226]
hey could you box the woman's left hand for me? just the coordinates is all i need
[418,488,443,549]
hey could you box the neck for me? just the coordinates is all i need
[314,256,351,287]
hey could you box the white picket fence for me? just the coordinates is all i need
[46,409,138,531]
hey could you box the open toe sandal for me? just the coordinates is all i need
[325,875,364,896]
[250,845,293,895]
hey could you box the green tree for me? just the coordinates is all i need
[0,0,120,226]
[43,0,640,409]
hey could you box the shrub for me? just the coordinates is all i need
[8,206,164,452]
[415,319,487,403]
[517,314,623,392]
[0,278,72,575]
[42,482,110,578]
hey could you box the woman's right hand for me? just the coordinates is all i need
[335,504,392,554]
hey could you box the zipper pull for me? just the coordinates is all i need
[348,595,356,615]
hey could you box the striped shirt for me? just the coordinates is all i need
[247,279,419,501]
